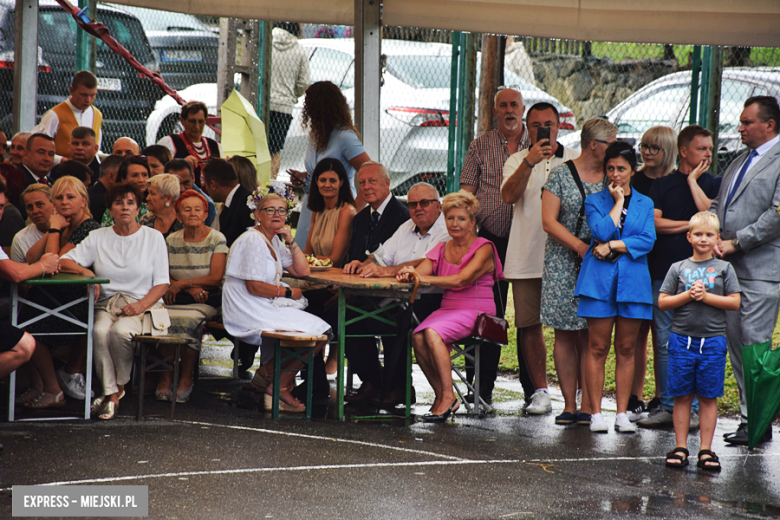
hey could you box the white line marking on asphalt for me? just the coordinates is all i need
[527,453,780,463]
[176,419,464,461]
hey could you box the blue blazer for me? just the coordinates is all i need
[574,187,656,305]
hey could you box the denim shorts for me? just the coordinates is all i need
[667,332,727,398]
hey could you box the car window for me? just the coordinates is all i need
[614,84,689,134]
[718,80,756,134]
[118,7,210,32]
[387,55,450,88]
[308,48,353,89]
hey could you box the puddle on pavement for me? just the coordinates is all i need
[578,493,780,517]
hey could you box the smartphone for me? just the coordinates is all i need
[537,126,551,144]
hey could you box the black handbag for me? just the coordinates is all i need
[171,288,222,308]
[566,160,590,273]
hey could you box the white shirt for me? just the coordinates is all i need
[62,226,169,302]
[502,145,580,279]
[32,99,103,163]
[727,134,780,195]
[369,192,392,222]
[11,225,46,263]
[0,247,8,261]
[224,184,241,208]
[381,211,451,266]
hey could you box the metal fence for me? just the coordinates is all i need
[2,4,779,195]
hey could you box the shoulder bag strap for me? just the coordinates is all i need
[566,160,587,240]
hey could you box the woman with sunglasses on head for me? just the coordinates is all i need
[574,141,656,434]
[223,184,331,413]
[625,126,678,421]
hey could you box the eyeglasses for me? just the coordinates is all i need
[640,144,663,155]
[593,139,614,146]
[260,207,288,216]
[407,199,438,210]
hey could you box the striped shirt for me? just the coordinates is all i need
[459,127,530,238]
[166,228,229,281]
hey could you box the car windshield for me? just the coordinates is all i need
[116,6,210,32]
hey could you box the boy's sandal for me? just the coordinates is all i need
[665,447,689,468]
[697,449,722,472]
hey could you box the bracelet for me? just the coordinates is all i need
[49,228,62,234]
[276,285,282,297]
[39,262,46,278]
[607,241,614,252]
[522,158,533,169]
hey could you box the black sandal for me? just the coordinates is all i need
[697,449,722,472]
[665,447,689,468]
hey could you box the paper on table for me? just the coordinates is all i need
[220,89,272,186]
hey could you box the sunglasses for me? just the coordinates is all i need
[407,199,438,210]
[497,85,522,92]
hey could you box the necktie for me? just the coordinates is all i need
[725,150,758,210]
[366,210,380,249]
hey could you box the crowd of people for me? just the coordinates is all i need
[1,69,778,468]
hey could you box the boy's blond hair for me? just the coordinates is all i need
[688,211,720,232]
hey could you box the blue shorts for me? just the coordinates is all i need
[577,295,652,320]
[667,332,727,398]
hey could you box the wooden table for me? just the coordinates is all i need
[293,268,429,421]
[9,273,110,421]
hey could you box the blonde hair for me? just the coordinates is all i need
[580,117,618,150]
[148,173,181,202]
[260,193,286,209]
[441,189,480,221]
[640,126,678,175]
[21,183,52,204]
[51,176,91,218]
[689,211,720,232]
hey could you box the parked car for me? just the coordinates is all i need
[110,4,218,90]
[559,68,780,172]
[146,38,577,195]
[0,0,161,150]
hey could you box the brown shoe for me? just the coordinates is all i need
[376,386,417,407]
[344,382,380,404]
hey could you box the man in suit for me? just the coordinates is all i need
[342,162,410,402]
[48,127,101,185]
[203,158,253,248]
[8,132,30,169]
[710,96,780,446]
[20,134,55,187]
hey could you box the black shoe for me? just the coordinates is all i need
[724,423,772,446]
[647,397,661,413]
[375,386,416,407]
[423,399,459,423]
[627,394,646,422]
[464,392,492,405]
[344,382,380,404]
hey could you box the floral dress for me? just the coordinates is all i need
[540,163,603,330]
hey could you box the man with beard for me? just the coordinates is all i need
[459,86,532,405]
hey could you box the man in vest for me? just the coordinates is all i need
[32,71,102,163]
[158,101,222,189]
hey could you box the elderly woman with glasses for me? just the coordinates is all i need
[223,184,331,413]
[140,173,183,239]
[574,141,656,434]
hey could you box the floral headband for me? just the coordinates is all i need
[247,181,296,220]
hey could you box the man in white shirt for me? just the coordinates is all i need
[501,102,580,414]
[341,183,449,405]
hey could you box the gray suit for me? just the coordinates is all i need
[710,138,780,422]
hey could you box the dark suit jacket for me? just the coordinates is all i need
[19,165,45,187]
[347,195,410,263]
[219,184,255,247]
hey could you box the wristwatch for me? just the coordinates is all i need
[731,238,742,251]
[284,287,292,298]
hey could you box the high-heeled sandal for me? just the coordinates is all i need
[155,386,172,402]
[99,401,118,420]
[263,393,305,413]
[423,398,459,423]
[16,388,43,405]
[24,391,66,409]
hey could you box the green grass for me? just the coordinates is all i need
[589,43,780,68]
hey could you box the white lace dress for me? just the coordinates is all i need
[222,229,330,357]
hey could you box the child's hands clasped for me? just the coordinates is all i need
[689,280,706,301]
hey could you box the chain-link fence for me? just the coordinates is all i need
[1,4,779,190]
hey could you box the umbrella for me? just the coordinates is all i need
[742,341,780,450]
[220,89,272,186]
[379,272,421,405]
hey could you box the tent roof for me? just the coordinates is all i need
[106,0,780,47]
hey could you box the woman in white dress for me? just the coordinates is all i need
[223,184,330,413]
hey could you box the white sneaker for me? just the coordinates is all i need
[56,369,93,400]
[590,412,608,433]
[615,412,637,433]
[576,389,582,410]
[526,390,552,415]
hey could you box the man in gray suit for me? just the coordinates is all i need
[710,96,780,446]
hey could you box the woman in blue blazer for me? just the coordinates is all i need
[574,141,656,434]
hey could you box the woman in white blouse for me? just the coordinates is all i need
[223,188,330,413]
[61,183,169,420]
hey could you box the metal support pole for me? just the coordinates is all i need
[75,0,96,73]
[455,33,477,180]
[446,31,461,194]
[12,0,39,133]
[706,46,723,176]
[688,46,701,125]
[354,0,381,162]
[257,21,272,125]
[698,46,712,129]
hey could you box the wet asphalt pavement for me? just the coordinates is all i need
[1,341,778,520]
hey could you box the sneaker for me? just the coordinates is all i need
[615,412,637,433]
[689,411,700,430]
[575,389,582,410]
[526,390,552,415]
[627,394,646,422]
[56,369,93,400]
[637,408,674,428]
[647,397,661,412]
[590,412,608,433]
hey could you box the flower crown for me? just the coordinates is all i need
[247,181,296,219]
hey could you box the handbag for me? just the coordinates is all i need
[142,308,171,336]
[172,288,222,308]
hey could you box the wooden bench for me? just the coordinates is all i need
[261,330,328,420]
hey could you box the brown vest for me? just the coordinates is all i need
[51,102,103,158]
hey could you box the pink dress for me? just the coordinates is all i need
[413,237,505,348]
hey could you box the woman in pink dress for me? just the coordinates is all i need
[397,190,504,422]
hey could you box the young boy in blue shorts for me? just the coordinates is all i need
[658,212,741,472]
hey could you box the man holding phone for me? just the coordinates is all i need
[501,102,580,414]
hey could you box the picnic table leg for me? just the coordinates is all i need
[337,288,346,421]
[84,284,95,420]
[272,340,281,419]
[137,342,146,421]
[306,346,313,420]
[406,328,412,423]
[8,283,19,422]
[170,344,180,419]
